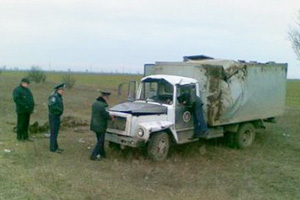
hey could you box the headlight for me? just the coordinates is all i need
[137,128,144,137]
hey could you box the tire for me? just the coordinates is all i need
[234,123,256,149]
[147,132,170,161]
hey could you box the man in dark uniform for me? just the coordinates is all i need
[13,78,34,141]
[178,93,209,140]
[189,94,209,139]
[90,91,112,160]
[48,83,65,153]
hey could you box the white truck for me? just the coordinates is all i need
[106,56,288,161]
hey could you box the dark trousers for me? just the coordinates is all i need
[193,111,209,137]
[49,115,61,152]
[91,131,106,158]
[17,113,30,140]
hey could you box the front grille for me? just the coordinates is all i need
[107,116,126,131]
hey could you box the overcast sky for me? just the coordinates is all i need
[0,0,300,78]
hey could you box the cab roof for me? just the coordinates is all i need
[141,74,197,86]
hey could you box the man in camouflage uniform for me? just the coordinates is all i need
[13,78,34,141]
[48,83,65,153]
[90,91,112,160]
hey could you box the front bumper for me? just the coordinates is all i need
[105,132,146,148]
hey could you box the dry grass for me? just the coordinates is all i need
[0,71,300,200]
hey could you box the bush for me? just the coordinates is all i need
[27,66,46,83]
[62,73,76,89]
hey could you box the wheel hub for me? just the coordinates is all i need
[156,140,168,155]
[242,130,252,145]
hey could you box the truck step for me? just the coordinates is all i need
[177,127,224,144]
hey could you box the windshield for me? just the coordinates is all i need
[138,79,174,105]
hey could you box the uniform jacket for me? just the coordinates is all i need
[48,92,64,116]
[192,96,208,132]
[13,85,34,114]
[90,97,110,133]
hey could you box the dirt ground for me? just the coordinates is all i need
[0,72,300,200]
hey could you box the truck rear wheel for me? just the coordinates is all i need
[147,132,170,161]
[234,123,256,148]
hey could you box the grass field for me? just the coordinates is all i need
[0,71,300,200]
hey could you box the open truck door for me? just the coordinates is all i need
[127,80,138,102]
[116,63,155,103]
[175,84,197,142]
[117,80,139,103]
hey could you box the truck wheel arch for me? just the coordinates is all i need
[149,128,176,144]
[224,119,264,133]
[224,120,262,148]
[224,124,240,133]
[139,121,177,142]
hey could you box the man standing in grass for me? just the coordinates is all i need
[48,83,65,153]
[90,91,112,160]
[13,78,35,141]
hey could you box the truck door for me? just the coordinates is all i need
[117,80,139,103]
[127,80,138,102]
[175,84,196,142]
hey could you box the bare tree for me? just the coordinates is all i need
[62,71,76,89]
[27,66,46,83]
[289,11,300,60]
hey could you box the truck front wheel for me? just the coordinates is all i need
[234,123,256,148]
[147,132,170,161]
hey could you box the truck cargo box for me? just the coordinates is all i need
[146,58,287,126]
